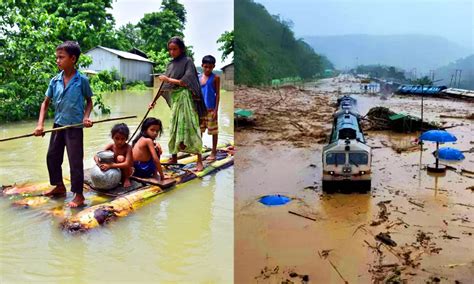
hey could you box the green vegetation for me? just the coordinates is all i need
[126,81,149,91]
[235,0,333,86]
[217,31,234,62]
[0,0,193,122]
[412,76,433,86]
[353,65,408,82]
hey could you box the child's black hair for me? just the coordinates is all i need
[202,55,216,65]
[167,36,186,55]
[111,123,130,139]
[132,117,163,146]
[56,41,81,64]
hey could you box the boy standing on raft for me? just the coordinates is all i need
[33,41,93,207]
[199,55,220,161]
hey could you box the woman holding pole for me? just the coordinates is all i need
[150,37,206,172]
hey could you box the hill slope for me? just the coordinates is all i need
[435,55,474,89]
[304,34,471,73]
[235,0,332,85]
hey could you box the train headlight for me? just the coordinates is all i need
[361,171,366,175]
[329,171,334,175]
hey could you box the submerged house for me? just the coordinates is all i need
[84,46,154,85]
[221,63,234,91]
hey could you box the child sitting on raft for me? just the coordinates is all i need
[132,117,166,180]
[94,123,133,187]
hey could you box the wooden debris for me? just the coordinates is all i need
[375,232,397,247]
[288,210,316,221]
[408,200,425,208]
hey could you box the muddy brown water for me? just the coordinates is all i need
[235,78,474,283]
[0,89,234,283]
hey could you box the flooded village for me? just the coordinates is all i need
[235,75,473,283]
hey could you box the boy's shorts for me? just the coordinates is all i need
[200,110,218,135]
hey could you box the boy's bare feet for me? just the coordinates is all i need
[123,178,132,188]
[67,193,85,208]
[195,162,204,172]
[43,184,67,197]
[170,154,178,164]
[179,142,186,151]
[207,152,217,161]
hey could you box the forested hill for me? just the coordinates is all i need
[435,55,474,89]
[235,0,333,86]
[304,34,471,73]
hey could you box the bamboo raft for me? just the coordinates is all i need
[1,144,234,232]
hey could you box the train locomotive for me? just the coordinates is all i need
[322,95,372,193]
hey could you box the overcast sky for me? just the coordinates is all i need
[110,0,233,69]
[256,0,473,50]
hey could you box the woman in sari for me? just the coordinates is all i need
[152,37,205,171]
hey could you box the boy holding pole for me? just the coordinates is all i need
[34,41,93,207]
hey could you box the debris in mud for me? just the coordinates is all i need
[371,201,391,226]
[364,106,439,132]
[440,230,460,240]
[303,185,318,191]
[317,249,333,259]
[439,113,474,120]
[288,271,309,282]
[408,199,425,209]
[288,210,317,221]
[235,86,335,147]
[255,266,280,280]
[383,269,403,284]
[375,232,397,247]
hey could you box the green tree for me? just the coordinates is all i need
[114,23,144,51]
[412,76,433,85]
[161,0,186,25]
[0,0,62,121]
[235,0,329,85]
[138,10,184,53]
[147,49,172,73]
[0,0,114,122]
[41,0,116,51]
[217,30,234,62]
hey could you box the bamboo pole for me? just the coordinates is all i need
[128,80,164,143]
[0,115,137,142]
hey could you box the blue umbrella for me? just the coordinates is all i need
[420,130,457,143]
[420,130,457,169]
[437,147,465,161]
[259,195,291,206]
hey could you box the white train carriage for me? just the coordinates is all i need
[322,96,372,192]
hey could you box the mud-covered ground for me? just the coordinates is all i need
[235,77,474,283]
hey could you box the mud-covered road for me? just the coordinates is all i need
[235,77,474,283]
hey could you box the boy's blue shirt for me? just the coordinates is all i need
[45,70,93,126]
[199,72,216,110]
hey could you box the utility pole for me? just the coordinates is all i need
[449,74,454,87]
[457,70,462,88]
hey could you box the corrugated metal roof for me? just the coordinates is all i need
[88,46,154,63]
[389,113,408,120]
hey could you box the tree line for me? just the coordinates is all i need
[0,0,234,122]
[235,0,333,86]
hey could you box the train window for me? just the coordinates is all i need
[326,153,346,165]
[349,153,368,165]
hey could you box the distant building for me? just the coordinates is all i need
[84,46,154,85]
[221,63,234,91]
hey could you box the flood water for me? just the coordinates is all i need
[234,79,474,283]
[0,89,234,283]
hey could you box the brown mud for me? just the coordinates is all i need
[235,78,474,283]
